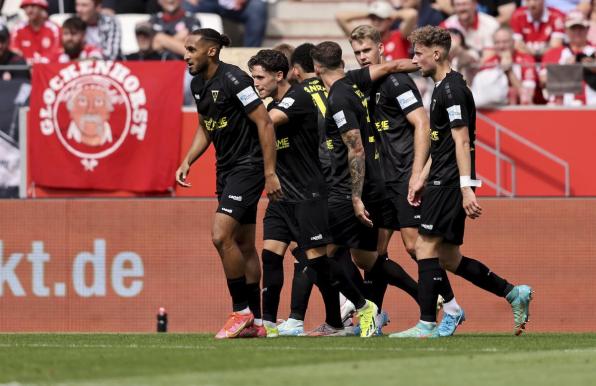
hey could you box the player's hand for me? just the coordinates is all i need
[353,197,373,228]
[265,173,283,202]
[461,187,482,219]
[175,162,192,187]
[408,174,425,207]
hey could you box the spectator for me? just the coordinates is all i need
[542,12,596,105]
[10,0,62,64]
[440,0,500,56]
[0,24,29,80]
[476,0,518,25]
[150,0,200,58]
[123,22,176,60]
[587,0,596,45]
[101,0,160,14]
[447,27,480,84]
[336,1,418,60]
[182,0,267,47]
[546,0,583,13]
[406,0,444,27]
[54,16,102,62]
[474,26,537,105]
[75,0,121,60]
[510,0,565,60]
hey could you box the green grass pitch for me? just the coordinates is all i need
[0,333,595,385]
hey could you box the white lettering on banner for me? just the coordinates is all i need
[0,239,144,298]
[37,61,149,171]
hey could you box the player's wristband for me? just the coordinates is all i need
[460,176,482,188]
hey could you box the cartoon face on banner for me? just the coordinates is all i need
[38,62,149,171]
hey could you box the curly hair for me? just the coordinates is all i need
[408,26,451,58]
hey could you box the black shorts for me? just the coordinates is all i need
[418,186,466,245]
[377,184,421,230]
[216,165,264,225]
[328,197,378,252]
[263,198,332,250]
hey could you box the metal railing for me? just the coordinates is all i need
[475,139,516,197]
[477,112,570,197]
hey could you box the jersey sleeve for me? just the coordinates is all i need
[328,87,361,135]
[225,69,263,114]
[270,88,310,123]
[443,82,470,129]
[345,68,372,92]
[190,76,202,113]
[509,10,524,41]
[384,74,423,115]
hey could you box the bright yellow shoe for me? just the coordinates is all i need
[357,300,378,338]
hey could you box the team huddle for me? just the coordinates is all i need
[176,25,533,339]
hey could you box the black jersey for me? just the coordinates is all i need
[269,83,326,202]
[368,73,424,187]
[191,62,264,173]
[326,68,385,202]
[301,77,332,182]
[429,70,476,187]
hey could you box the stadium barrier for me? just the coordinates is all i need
[0,198,594,333]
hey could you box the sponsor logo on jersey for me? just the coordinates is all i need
[447,105,462,122]
[332,110,347,128]
[278,97,295,109]
[310,234,323,241]
[375,120,389,132]
[204,116,228,131]
[194,94,201,100]
[236,86,259,106]
[211,90,219,102]
[430,130,439,141]
[276,137,290,150]
[397,90,417,110]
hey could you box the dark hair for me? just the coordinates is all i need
[290,43,315,72]
[62,16,87,33]
[311,41,343,70]
[446,27,468,49]
[248,49,289,78]
[408,25,451,58]
[190,28,231,48]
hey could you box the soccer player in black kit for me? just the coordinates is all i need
[348,25,465,337]
[393,26,533,338]
[312,41,433,337]
[248,49,380,337]
[176,29,282,339]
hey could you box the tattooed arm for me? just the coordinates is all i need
[341,128,373,227]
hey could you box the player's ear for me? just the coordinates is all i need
[378,42,385,56]
[276,71,284,82]
[207,46,218,58]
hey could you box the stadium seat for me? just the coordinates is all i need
[195,13,223,34]
[1,0,20,16]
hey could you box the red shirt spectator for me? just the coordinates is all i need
[541,12,596,105]
[52,16,103,63]
[10,0,61,64]
[483,52,537,104]
[383,29,410,60]
[510,0,566,59]
[55,44,103,63]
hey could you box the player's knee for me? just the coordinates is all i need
[211,229,233,251]
[438,258,457,273]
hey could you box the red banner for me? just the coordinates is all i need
[28,61,185,192]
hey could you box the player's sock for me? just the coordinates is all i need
[328,254,367,310]
[226,276,249,312]
[418,258,443,322]
[261,249,284,323]
[289,249,313,321]
[455,256,514,297]
[442,297,462,316]
[246,282,262,320]
[363,254,388,309]
[438,269,455,303]
[381,255,419,304]
[336,247,365,294]
[307,255,343,328]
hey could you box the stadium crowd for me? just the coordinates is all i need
[1,0,595,105]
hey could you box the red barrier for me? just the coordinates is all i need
[29,108,596,197]
[1,199,595,333]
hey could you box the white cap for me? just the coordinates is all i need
[368,1,394,19]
